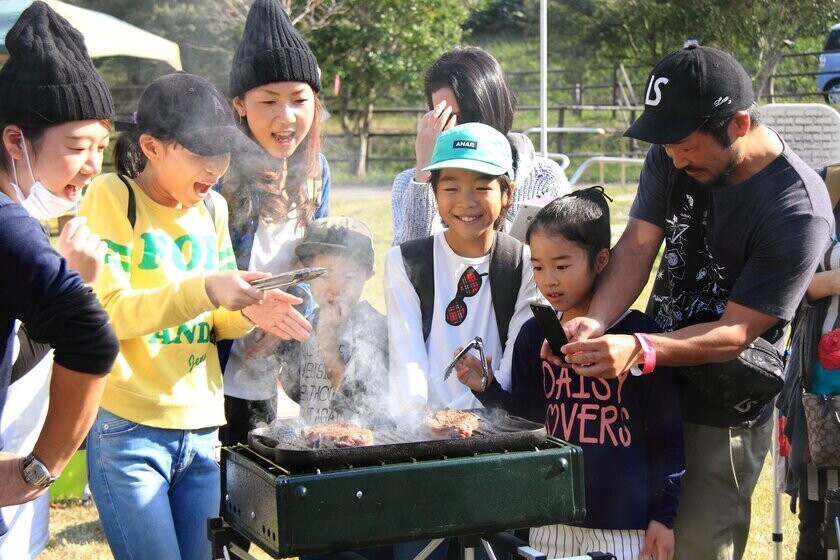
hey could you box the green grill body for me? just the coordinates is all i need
[223,437,585,558]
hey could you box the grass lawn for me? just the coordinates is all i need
[41,184,800,559]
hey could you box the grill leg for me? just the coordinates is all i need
[207,517,260,560]
[480,540,497,560]
[414,539,447,560]
[482,532,546,560]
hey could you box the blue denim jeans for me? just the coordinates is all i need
[86,408,220,560]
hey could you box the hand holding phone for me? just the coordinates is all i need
[530,303,569,361]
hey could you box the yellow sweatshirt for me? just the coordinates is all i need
[80,173,253,429]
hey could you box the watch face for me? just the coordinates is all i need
[22,455,55,488]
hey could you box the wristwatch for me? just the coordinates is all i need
[21,453,57,488]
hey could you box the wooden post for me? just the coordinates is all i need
[556,107,565,154]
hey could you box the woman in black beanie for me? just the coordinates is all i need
[219,0,331,448]
[0,2,118,556]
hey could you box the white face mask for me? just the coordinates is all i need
[10,130,76,220]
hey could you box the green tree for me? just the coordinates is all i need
[309,0,468,176]
[67,0,345,90]
[537,0,840,103]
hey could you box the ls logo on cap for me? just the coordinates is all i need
[453,140,477,150]
[644,75,670,106]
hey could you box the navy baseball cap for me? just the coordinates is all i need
[624,45,755,144]
[137,73,256,157]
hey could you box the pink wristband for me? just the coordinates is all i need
[632,333,656,375]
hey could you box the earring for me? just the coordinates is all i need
[237,112,245,125]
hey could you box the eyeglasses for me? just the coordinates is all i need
[445,266,487,326]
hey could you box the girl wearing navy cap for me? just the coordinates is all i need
[80,72,310,560]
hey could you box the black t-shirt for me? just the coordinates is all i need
[630,142,834,424]
[0,195,118,535]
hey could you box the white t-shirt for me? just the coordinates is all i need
[385,232,540,411]
[0,322,51,559]
[224,213,302,400]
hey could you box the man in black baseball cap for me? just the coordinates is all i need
[624,45,755,145]
[549,45,835,560]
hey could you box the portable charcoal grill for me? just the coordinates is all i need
[215,410,585,559]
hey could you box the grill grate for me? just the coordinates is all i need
[248,409,548,468]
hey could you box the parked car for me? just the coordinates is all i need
[818,23,840,104]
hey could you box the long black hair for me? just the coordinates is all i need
[424,47,516,134]
[526,186,613,267]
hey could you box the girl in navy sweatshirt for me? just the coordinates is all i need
[456,188,685,560]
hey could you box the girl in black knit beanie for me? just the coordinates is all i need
[219,0,332,450]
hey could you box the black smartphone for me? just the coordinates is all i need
[530,302,569,360]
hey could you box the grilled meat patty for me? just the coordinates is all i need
[301,422,375,448]
[426,410,481,438]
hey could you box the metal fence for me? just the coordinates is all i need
[105,56,836,179]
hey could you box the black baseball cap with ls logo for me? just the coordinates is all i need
[624,45,755,145]
[136,72,257,157]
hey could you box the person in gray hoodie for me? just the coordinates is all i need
[390,47,570,246]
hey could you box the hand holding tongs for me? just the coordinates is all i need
[249,267,326,291]
[444,336,489,391]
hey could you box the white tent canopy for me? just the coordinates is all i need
[0,0,182,70]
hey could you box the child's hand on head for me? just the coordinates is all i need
[243,288,311,342]
[453,348,494,392]
[205,270,266,310]
[642,520,674,560]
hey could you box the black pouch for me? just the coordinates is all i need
[678,336,785,423]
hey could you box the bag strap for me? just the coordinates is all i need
[489,232,524,348]
[117,174,137,228]
[117,174,216,229]
[307,175,322,209]
[400,232,524,346]
[400,236,435,341]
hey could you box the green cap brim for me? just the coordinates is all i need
[423,158,511,179]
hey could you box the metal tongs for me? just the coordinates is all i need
[443,336,489,391]
[249,267,326,291]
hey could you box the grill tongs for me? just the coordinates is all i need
[443,336,489,391]
[249,267,326,291]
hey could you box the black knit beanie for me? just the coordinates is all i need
[0,1,113,127]
[229,0,321,98]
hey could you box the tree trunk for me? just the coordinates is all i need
[339,91,358,175]
[355,133,368,177]
[755,49,785,103]
[354,101,375,177]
